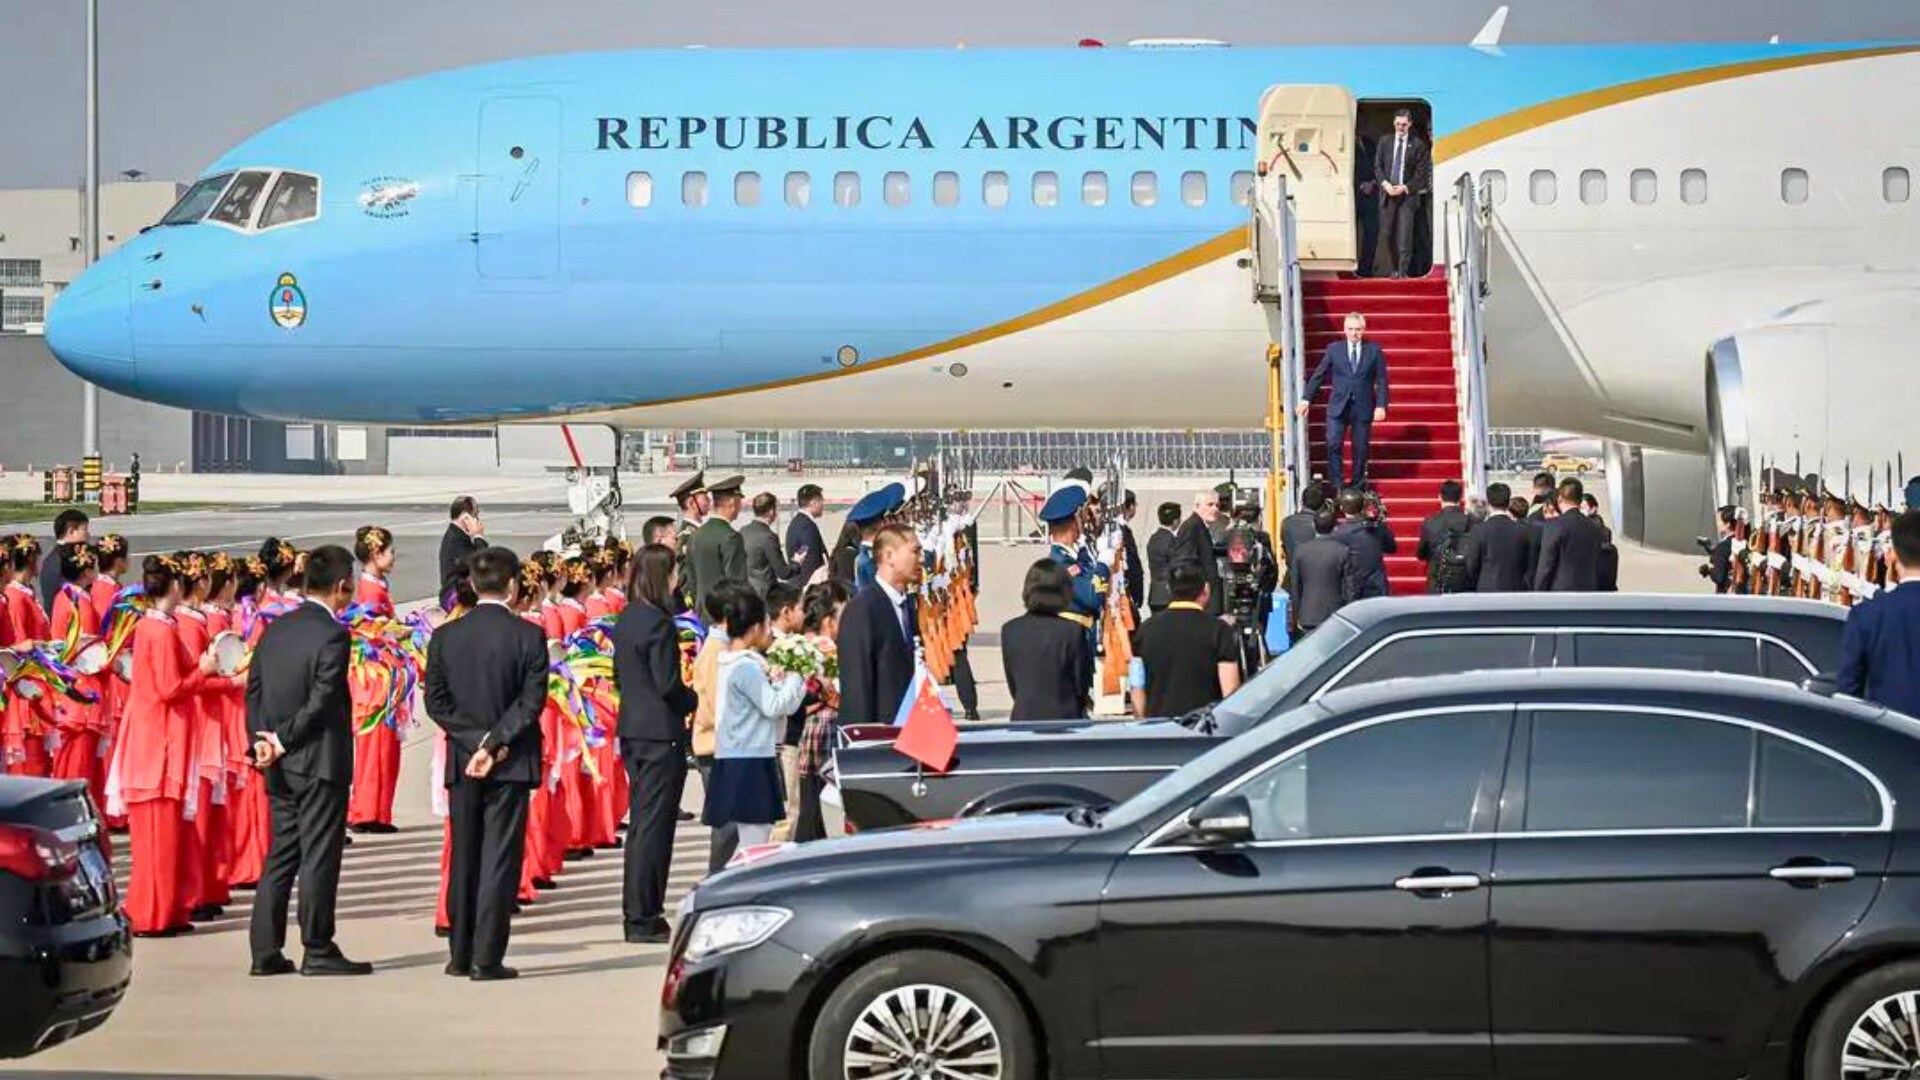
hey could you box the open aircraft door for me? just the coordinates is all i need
[1255,85,1357,270]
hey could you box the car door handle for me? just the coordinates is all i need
[1394,873,1482,894]
[1769,862,1857,885]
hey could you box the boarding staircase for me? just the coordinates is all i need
[1255,170,1494,596]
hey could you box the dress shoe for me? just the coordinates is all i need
[435,925,451,939]
[301,952,374,976]
[231,880,258,891]
[365,822,400,835]
[348,822,372,835]
[624,918,672,945]
[534,878,558,891]
[470,965,519,982]
[190,904,224,920]
[677,810,696,822]
[342,834,354,847]
[250,953,297,977]
[444,961,472,977]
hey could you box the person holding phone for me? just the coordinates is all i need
[438,496,488,609]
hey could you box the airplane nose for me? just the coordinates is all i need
[45,262,135,392]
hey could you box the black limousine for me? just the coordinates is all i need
[665,668,1920,1080]
[834,594,1846,830]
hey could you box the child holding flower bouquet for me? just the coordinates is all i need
[703,590,806,865]
[792,581,848,842]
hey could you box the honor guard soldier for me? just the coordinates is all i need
[686,475,748,618]
[670,472,709,609]
[1039,485,1111,674]
[844,483,906,592]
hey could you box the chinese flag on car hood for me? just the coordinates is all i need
[892,666,958,773]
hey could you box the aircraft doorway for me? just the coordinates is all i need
[1356,98,1433,277]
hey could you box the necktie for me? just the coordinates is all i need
[1351,342,1361,372]
[1393,136,1406,186]
[898,598,912,643]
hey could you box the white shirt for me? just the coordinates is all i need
[876,576,913,643]
[477,597,513,612]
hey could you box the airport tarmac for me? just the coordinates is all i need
[0,471,1707,1078]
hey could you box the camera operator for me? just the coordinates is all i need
[1332,486,1397,599]
[1219,494,1279,677]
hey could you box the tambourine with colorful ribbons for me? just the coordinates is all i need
[341,603,429,735]
[0,643,100,707]
[544,618,623,782]
[98,584,147,682]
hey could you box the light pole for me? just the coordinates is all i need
[81,0,101,463]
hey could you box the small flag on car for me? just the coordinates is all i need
[892,664,958,773]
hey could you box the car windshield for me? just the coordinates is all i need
[159,172,235,226]
[1102,700,1332,833]
[1205,617,1361,736]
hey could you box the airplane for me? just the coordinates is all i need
[44,30,1920,548]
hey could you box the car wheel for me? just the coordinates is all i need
[1804,959,1920,1079]
[808,949,1036,1080]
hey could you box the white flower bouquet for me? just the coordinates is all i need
[766,634,831,681]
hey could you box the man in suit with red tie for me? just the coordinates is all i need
[1296,312,1390,490]
[1374,108,1431,279]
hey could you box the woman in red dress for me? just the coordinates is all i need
[110,554,216,936]
[528,554,572,883]
[347,525,404,834]
[225,557,273,887]
[200,554,249,898]
[554,557,609,854]
[513,561,555,905]
[3,534,53,778]
[170,552,225,918]
[89,535,132,823]
[49,543,106,802]
[583,548,627,843]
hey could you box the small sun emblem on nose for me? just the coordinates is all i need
[269,272,307,329]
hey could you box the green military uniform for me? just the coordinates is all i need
[686,475,749,616]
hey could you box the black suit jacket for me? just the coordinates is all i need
[785,512,827,587]
[38,548,62,615]
[1171,515,1224,615]
[1145,527,1177,610]
[1708,535,1734,593]
[438,524,486,600]
[1289,536,1354,630]
[424,603,548,787]
[1534,509,1605,593]
[1333,519,1397,600]
[246,601,353,785]
[1119,525,1144,613]
[1417,507,1477,592]
[1373,132,1433,196]
[1465,514,1536,592]
[612,600,698,742]
[836,583,916,724]
[1000,614,1091,721]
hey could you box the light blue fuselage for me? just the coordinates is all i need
[46,44,1867,424]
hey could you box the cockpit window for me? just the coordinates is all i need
[160,172,235,226]
[207,170,272,228]
[259,172,320,229]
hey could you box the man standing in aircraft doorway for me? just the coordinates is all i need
[1296,313,1390,491]
[1375,109,1431,280]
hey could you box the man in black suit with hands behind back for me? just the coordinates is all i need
[246,545,369,978]
[424,547,549,981]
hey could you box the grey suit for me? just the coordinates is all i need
[1288,536,1354,632]
[740,519,793,598]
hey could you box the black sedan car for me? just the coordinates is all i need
[665,668,1920,1080]
[0,776,130,1058]
[837,593,1846,830]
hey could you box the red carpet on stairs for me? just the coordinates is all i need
[1300,272,1462,597]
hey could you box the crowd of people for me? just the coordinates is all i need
[7,463,1914,984]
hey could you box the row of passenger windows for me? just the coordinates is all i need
[1484,166,1915,207]
[626,169,1258,210]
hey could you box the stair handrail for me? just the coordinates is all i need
[1447,172,1494,497]
[1251,169,1309,511]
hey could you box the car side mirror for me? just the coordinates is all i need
[1182,795,1255,847]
